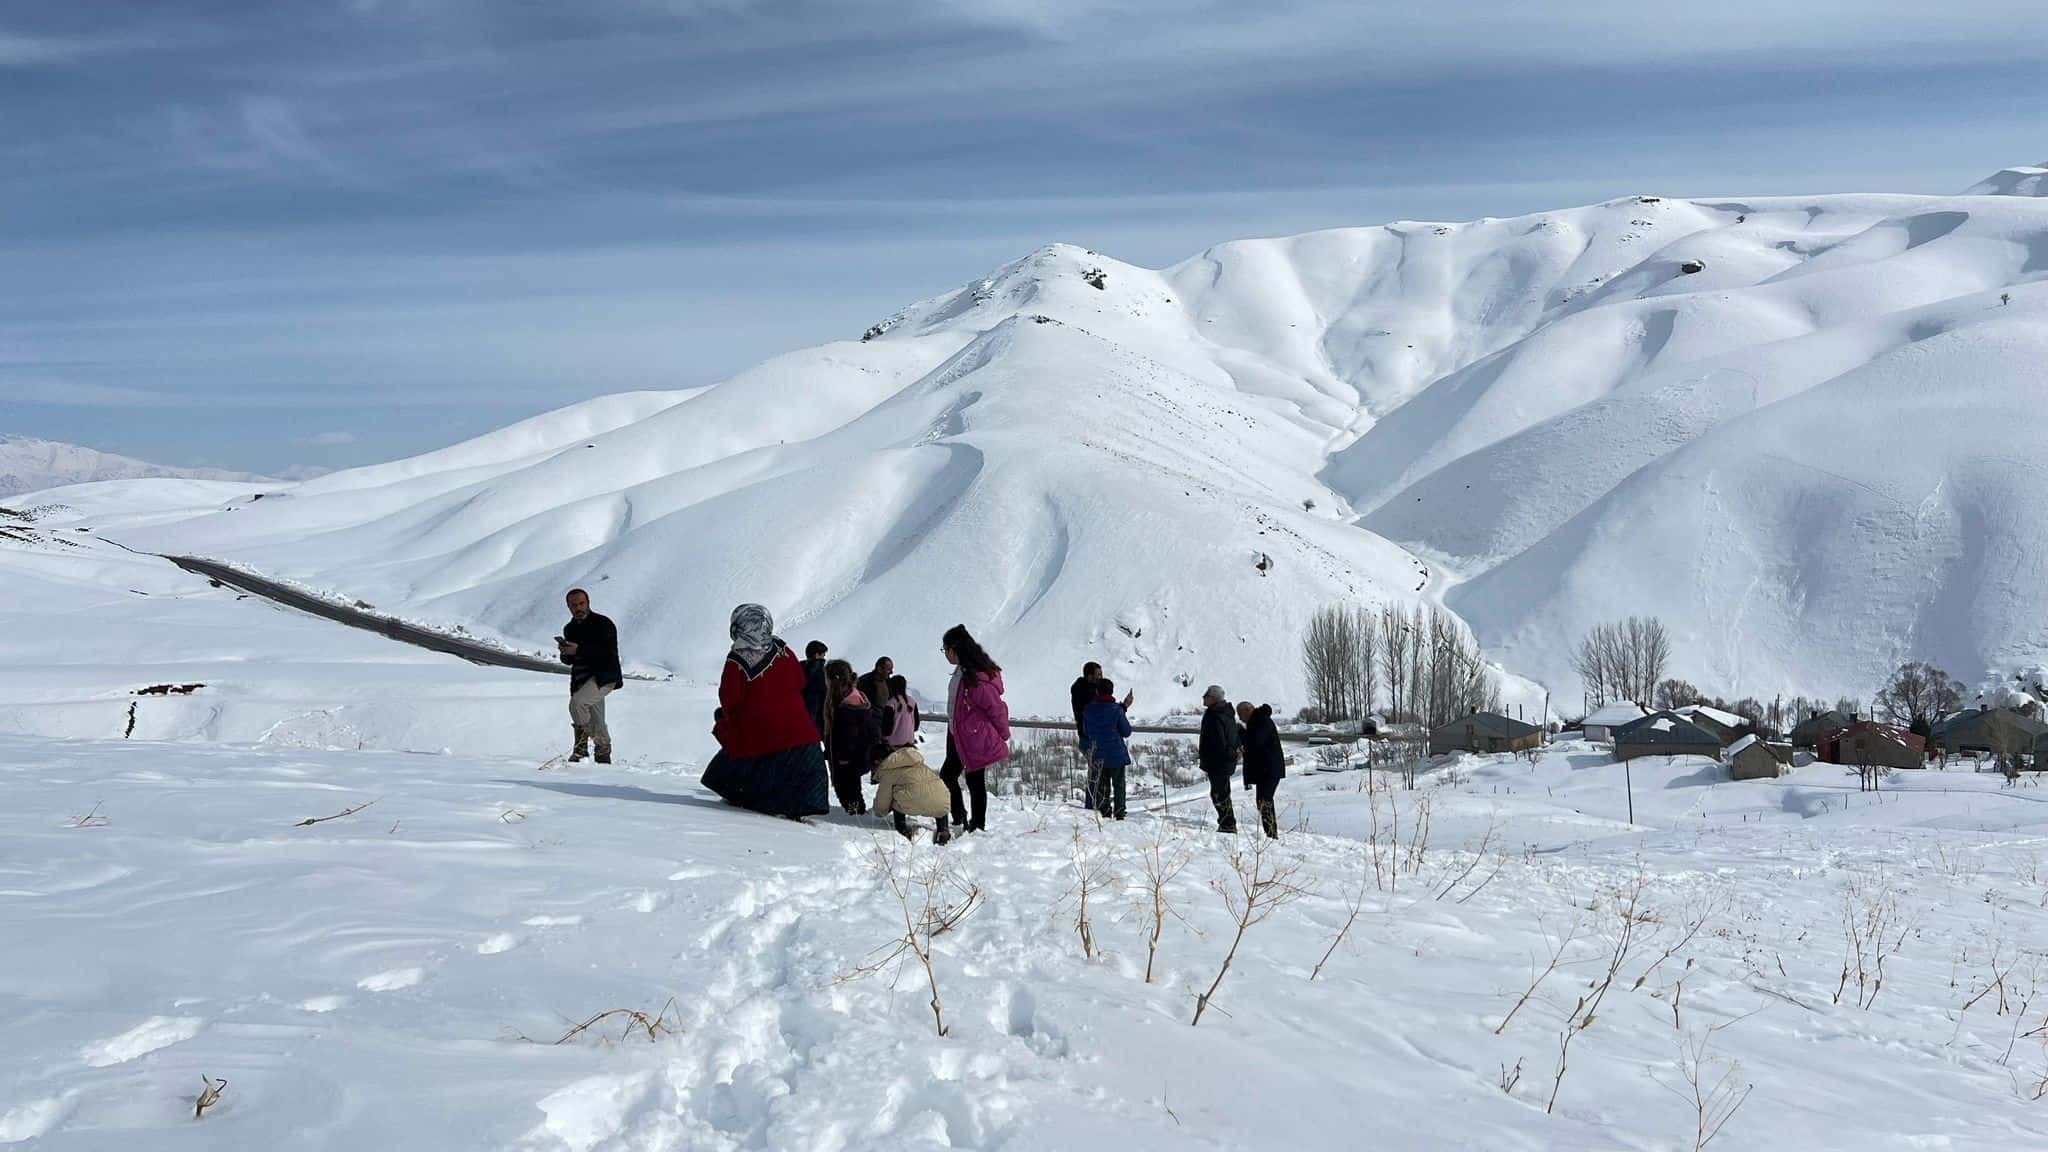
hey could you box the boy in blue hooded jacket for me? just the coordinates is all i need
[1080,679,1134,819]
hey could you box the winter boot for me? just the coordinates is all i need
[594,742,612,766]
[569,728,590,763]
[893,811,915,841]
[933,817,952,846]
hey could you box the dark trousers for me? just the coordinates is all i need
[940,736,988,831]
[1092,761,1126,819]
[1079,729,1097,810]
[1208,770,1237,832]
[829,760,868,815]
[1255,780,1279,838]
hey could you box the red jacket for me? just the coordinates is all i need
[714,646,821,758]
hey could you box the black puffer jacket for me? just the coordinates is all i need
[1199,701,1241,776]
[1241,705,1286,788]
[801,658,829,735]
[827,692,886,777]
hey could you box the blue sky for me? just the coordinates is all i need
[2,1,2042,474]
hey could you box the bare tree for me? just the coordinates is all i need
[1301,605,1354,722]
[1874,660,1963,735]
[1575,618,1671,706]
[1381,604,1411,722]
[1656,679,1704,710]
[1355,607,1381,724]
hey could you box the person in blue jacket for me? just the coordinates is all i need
[1080,678,1134,820]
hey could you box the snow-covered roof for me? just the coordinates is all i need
[1678,704,1743,728]
[1584,702,1648,726]
[1728,733,1760,756]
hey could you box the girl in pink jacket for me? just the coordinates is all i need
[939,624,1008,833]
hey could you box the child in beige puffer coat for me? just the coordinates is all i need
[872,745,952,844]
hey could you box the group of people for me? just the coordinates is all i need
[1069,663,1287,837]
[698,604,1011,842]
[553,591,1285,840]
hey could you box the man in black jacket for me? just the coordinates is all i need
[1198,684,1241,832]
[856,656,894,705]
[1237,701,1287,838]
[801,641,830,738]
[1070,663,1104,733]
[556,589,623,764]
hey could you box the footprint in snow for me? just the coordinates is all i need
[357,967,425,992]
[478,932,521,955]
[0,1095,72,1144]
[78,1016,204,1067]
[619,890,668,913]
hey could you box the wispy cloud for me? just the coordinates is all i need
[2,0,2042,474]
[0,28,102,67]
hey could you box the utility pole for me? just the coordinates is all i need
[1625,757,1635,825]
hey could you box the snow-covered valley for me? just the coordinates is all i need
[7,163,2048,1150]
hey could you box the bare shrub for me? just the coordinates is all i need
[1132,816,1196,983]
[1834,873,1913,1010]
[294,798,379,827]
[1545,873,1719,1114]
[521,1000,682,1045]
[1496,913,1585,1035]
[65,801,110,829]
[1655,1027,1752,1151]
[1067,823,1113,960]
[195,1075,228,1119]
[842,838,984,1037]
[1192,837,1306,1026]
[1312,839,1372,981]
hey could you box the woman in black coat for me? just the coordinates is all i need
[1237,702,1287,839]
[824,659,882,815]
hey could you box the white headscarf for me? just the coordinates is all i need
[729,603,776,664]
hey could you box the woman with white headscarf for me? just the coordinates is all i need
[701,604,830,819]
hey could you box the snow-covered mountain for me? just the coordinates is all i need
[0,435,266,499]
[93,165,2048,712]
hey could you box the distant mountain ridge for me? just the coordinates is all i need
[81,162,2048,711]
[0,435,268,499]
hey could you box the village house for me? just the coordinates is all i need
[1581,701,1649,742]
[1613,711,1724,762]
[1428,712,1544,756]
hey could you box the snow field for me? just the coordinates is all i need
[5,733,2048,1149]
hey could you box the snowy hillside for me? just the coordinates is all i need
[71,164,2048,710]
[0,436,265,498]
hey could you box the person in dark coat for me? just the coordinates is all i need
[1071,663,1103,733]
[1081,678,1134,819]
[1237,701,1286,838]
[857,656,894,705]
[800,641,830,739]
[1198,684,1241,832]
[1071,662,1103,809]
[702,605,829,819]
[556,588,624,764]
[824,659,881,815]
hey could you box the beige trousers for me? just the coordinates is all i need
[569,681,615,750]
